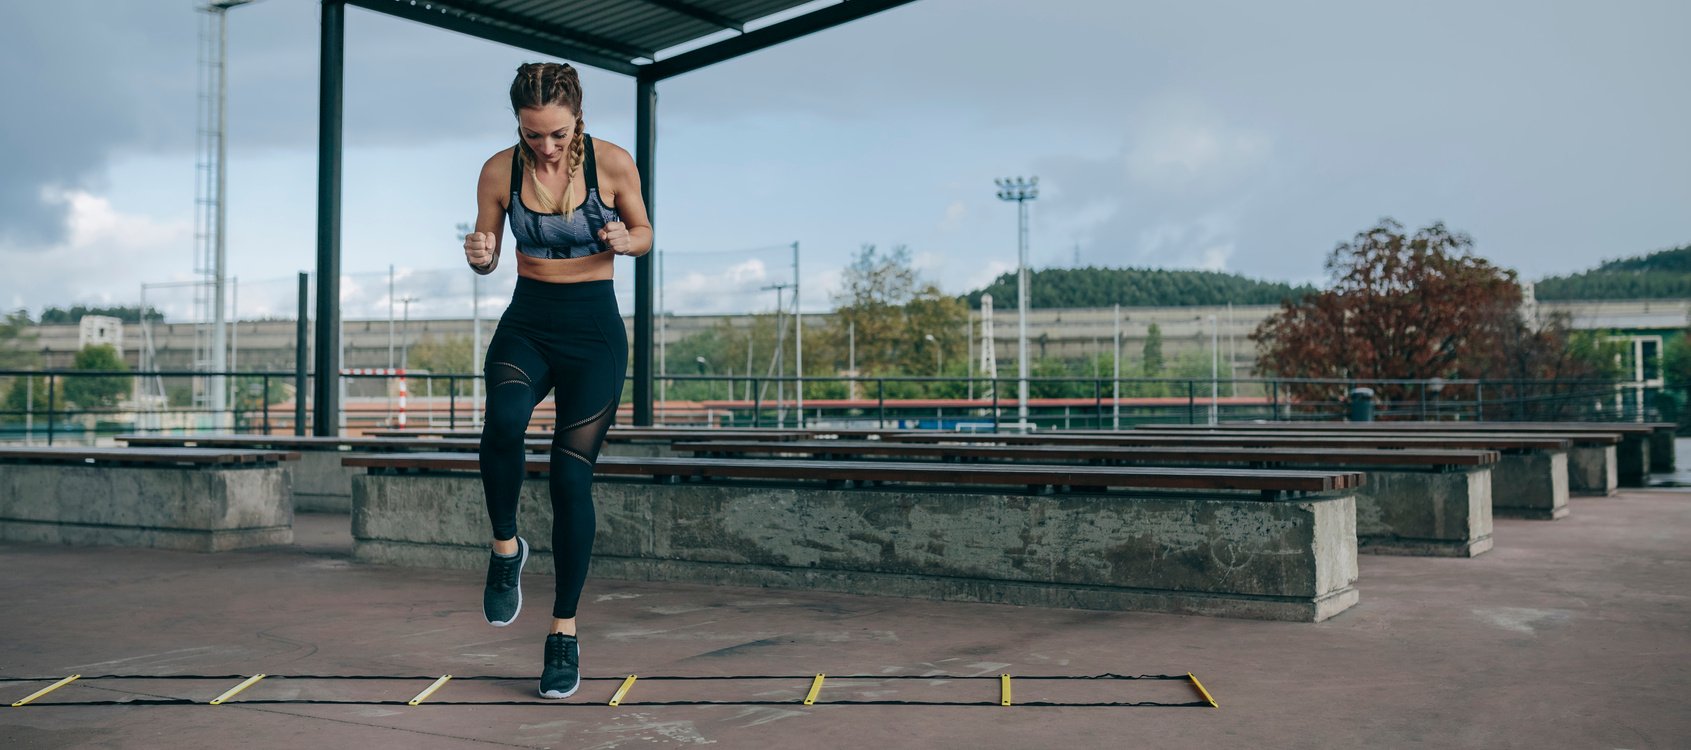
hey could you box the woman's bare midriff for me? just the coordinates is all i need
[516,251,615,284]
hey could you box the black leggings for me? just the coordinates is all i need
[479,277,627,620]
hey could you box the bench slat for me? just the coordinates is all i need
[671,440,1498,467]
[0,446,297,466]
[340,452,1362,494]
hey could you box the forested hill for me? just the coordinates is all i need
[962,267,1317,309]
[1534,245,1691,301]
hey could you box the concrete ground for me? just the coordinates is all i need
[3,490,1689,749]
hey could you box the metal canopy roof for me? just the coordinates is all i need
[313,0,922,432]
[344,0,917,80]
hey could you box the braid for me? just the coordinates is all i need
[560,113,586,218]
[508,61,587,217]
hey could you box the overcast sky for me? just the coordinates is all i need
[1,0,1686,322]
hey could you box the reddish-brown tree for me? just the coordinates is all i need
[1251,219,1610,416]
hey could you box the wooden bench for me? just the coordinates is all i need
[339,452,1365,622]
[0,446,298,551]
[674,440,1498,557]
[874,431,1573,520]
[1137,422,1640,490]
[120,433,819,509]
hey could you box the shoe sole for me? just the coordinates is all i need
[485,539,527,627]
[538,642,581,699]
[537,676,580,700]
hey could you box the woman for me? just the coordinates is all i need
[463,61,651,699]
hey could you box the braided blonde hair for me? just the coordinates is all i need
[510,62,586,217]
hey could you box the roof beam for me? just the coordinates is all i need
[637,0,744,32]
[646,0,920,81]
[345,0,642,76]
[445,0,658,59]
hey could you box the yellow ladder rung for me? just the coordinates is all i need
[608,675,637,706]
[209,674,267,705]
[10,675,80,707]
[1187,672,1218,708]
[1000,674,1012,706]
[407,675,452,706]
[803,673,826,706]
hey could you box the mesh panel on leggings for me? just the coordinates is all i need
[552,398,617,466]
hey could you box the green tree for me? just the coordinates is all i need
[39,305,164,324]
[406,335,475,396]
[962,266,1316,309]
[1142,323,1165,377]
[0,310,39,370]
[1535,244,1691,301]
[65,344,129,409]
[822,245,968,386]
[3,376,66,414]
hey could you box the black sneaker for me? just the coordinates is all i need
[539,632,581,699]
[482,537,527,627]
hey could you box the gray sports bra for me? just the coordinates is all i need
[506,134,621,260]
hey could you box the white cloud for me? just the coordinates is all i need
[938,200,967,232]
[0,188,195,317]
[1123,102,1271,192]
[961,259,1016,294]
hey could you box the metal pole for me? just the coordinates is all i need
[458,221,484,429]
[1017,197,1029,428]
[46,374,55,446]
[1209,314,1218,425]
[210,4,231,431]
[387,264,395,369]
[295,271,308,436]
[966,312,974,401]
[313,0,344,436]
[794,241,803,428]
[848,318,855,401]
[657,249,665,423]
[400,297,414,371]
[1113,304,1121,430]
[995,176,1037,430]
[230,275,239,420]
[632,72,657,426]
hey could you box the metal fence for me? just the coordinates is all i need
[0,368,1676,444]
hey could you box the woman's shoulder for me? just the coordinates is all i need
[477,146,516,197]
[481,146,517,174]
[588,137,634,173]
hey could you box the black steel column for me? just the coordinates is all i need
[313,0,344,436]
[295,271,309,436]
[633,72,657,425]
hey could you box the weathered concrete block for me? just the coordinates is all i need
[0,463,292,551]
[1617,435,1650,486]
[1568,445,1619,497]
[353,473,1360,622]
[1649,428,1675,471]
[1355,468,1492,557]
[291,450,361,513]
[1491,451,1569,520]
[599,441,673,458]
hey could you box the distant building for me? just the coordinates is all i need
[78,315,124,353]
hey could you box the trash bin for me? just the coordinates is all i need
[1349,387,1376,422]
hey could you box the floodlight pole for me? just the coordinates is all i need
[995,176,1037,430]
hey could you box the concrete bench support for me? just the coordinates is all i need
[352,473,1360,622]
[289,451,361,513]
[1491,451,1570,520]
[1568,445,1619,497]
[0,463,292,551]
[1355,467,1492,557]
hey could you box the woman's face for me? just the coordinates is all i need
[517,104,577,163]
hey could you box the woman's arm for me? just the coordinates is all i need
[465,151,510,273]
[596,141,652,258]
